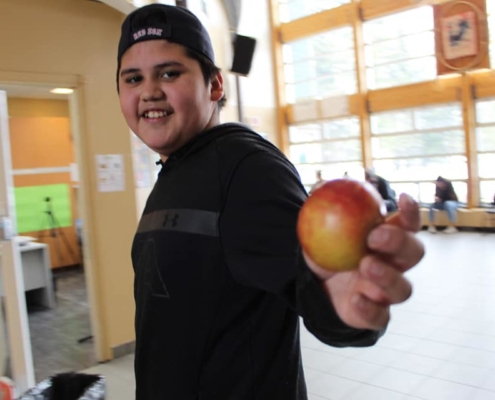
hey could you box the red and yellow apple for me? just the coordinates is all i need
[297,178,387,272]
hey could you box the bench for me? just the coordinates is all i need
[420,207,495,228]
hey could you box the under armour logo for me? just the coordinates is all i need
[162,213,179,228]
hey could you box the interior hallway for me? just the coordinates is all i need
[28,267,95,381]
[81,230,495,400]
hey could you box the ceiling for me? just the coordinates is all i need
[0,83,69,100]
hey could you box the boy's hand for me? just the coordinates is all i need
[303,194,424,330]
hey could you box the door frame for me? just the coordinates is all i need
[0,70,105,362]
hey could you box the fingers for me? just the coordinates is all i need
[347,294,390,330]
[345,257,412,330]
[324,257,414,330]
[324,273,392,330]
[359,256,413,306]
[368,224,425,272]
[397,193,421,232]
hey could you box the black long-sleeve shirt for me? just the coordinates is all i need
[132,123,381,400]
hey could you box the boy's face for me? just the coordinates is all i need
[118,40,224,157]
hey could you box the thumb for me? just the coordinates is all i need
[385,194,421,232]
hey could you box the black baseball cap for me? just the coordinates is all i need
[117,4,215,78]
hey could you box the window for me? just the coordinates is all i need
[278,0,350,23]
[370,103,467,204]
[283,27,356,103]
[288,117,362,191]
[364,7,437,89]
[475,98,495,205]
[273,2,494,207]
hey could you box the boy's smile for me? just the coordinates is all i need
[118,40,224,157]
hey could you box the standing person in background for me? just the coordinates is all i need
[428,176,459,233]
[116,4,425,399]
[365,168,398,213]
[308,169,326,195]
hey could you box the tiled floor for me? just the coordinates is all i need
[81,231,495,400]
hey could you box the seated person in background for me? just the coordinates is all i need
[365,168,398,213]
[428,176,459,233]
[309,169,326,195]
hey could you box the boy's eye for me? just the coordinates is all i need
[161,70,180,79]
[125,75,142,84]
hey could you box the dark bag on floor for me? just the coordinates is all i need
[18,372,105,400]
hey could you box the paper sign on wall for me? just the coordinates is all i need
[96,154,125,192]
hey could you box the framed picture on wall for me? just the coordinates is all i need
[441,11,478,60]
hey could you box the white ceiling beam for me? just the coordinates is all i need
[99,0,137,15]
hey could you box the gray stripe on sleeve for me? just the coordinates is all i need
[137,209,219,237]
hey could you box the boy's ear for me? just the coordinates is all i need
[210,72,224,102]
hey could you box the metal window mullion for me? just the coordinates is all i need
[364,28,434,47]
[372,152,467,161]
[289,136,362,146]
[283,42,355,67]
[370,126,464,138]
[365,54,435,70]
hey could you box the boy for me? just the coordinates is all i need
[116,4,424,399]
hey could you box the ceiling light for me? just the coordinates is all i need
[50,88,73,94]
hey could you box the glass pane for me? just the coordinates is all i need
[365,31,435,67]
[317,71,357,97]
[316,49,355,76]
[419,181,436,204]
[289,143,322,163]
[279,0,307,22]
[419,181,467,204]
[294,163,323,186]
[289,124,322,143]
[314,27,354,53]
[372,130,465,158]
[294,80,315,101]
[391,182,421,201]
[322,117,360,139]
[279,0,351,23]
[322,139,362,162]
[478,153,495,178]
[368,56,437,90]
[476,127,495,152]
[285,84,295,104]
[363,7,434,44]
[414,104,463,130]
[480,180,495,204]
[452,182,468,204]
[294,162,364,183]
[476,99,495,123]
[283,40,312,64]
[373,155,468,181]
[323,161,364,181]
[285,60,315,84]
[370,110,414,134]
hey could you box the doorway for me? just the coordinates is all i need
[0,83,98,384]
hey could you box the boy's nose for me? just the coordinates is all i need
[142,80,165,102]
